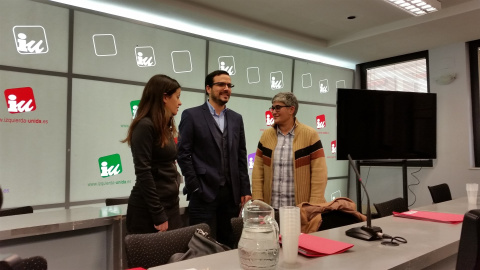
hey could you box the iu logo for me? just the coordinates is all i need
[319,79,329,94]
[12,26,49,54]
[135,46,156,67]
[270,71,284,90]
[218,56,236,75]
[130,100,140,119]
[316,114,326,129]
[247,153,256,169]
[4,87,36,114]
[265,111,274,126]
[98,154,123,178]
[331,140,337,154]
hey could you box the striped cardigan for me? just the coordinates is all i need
[251,119,328,206]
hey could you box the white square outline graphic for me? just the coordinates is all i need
[302,73,312,88]
[336,80,346,89]
[247,67,260,84]
[218,56,236,75]
[135,46,156,67]
[171,50,193,73]
[12,25,49,54]
[92,34,117,56]
[270,71,284,90]
[319,79,329,94]
[331,190,341,201]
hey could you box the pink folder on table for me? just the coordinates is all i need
[297,233,354,257]
[393,210,464,224]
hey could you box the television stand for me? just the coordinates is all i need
[354,160,433,213]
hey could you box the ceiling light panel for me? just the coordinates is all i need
[384,0,441,16]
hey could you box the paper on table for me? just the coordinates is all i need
[296,233,354,257]
[393,210,464,224]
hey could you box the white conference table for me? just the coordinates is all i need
[149,197,474,270]
[0,205,128,270]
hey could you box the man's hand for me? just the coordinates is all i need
[241,195,252,207]
[154,221,168,232]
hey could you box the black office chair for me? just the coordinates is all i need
[428,183,452,204]
[105,197,129,206]
[318,210,363,231]
[124,223,210,268]
[456,209,480,270]
[0,186,3,209]
[0,255,47,270]
[15,256,48,270]
[0,206,33,217]
[373,197,409,218]
[231,217,243,248]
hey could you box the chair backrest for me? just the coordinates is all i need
[373,197,409,218]
[0,254,22,270]
[231,217,243,249]
[0,255,47,270]
[0,206,33,217]
[105,197,129,206]
[456,209,480,270]
[318,210,363,231]
[124,223,210,269]
[14,256,48,270]
[428,183,452,204]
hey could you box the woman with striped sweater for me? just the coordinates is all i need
[251,92,328,210]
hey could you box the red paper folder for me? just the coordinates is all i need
[393,210,464,224]
[297,233,354,257]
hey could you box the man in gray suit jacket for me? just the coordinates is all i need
[178,70,252,248]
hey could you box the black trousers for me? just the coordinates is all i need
[188,185,239,248]
[126,203,182,234]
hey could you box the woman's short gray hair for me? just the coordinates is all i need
[272,92,299,116]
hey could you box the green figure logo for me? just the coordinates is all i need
[130,100,140,119]
[98,154,122,178]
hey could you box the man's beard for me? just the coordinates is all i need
[211,93,228,106]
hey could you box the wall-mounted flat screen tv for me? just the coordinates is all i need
[336,88,437,160]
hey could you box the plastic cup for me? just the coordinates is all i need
[467,183,478,204]
[279,206,300,264]
[281,234,299,264]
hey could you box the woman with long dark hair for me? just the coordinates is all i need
[122,74,183,233]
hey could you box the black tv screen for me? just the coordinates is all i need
[336,88,437,160]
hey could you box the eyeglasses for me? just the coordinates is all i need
[212,82,234,89]
[269,105,291,112]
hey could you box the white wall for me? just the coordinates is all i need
[350,42,480,209]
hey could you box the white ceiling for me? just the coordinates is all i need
[48,0,480,68]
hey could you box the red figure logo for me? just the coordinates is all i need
[4,87,36,114]
[265,111,274,126]
[316,114,326,129]
[331,140,337,154]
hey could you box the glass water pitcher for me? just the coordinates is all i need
[238,200,279,270]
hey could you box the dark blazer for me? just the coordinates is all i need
[177,102,251,205]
